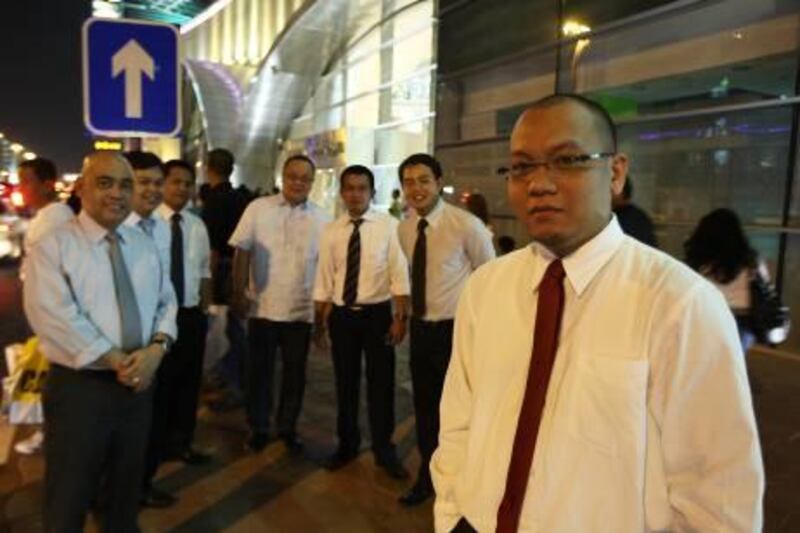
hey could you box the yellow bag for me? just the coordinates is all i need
[7,337,48,425]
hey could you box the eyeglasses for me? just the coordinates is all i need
[497,152,616,183]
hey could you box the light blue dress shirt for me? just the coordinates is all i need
[23,210,178,369]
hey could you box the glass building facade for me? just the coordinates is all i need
[280,0,436,213]
[434,0,800,353]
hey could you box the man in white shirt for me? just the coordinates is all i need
[229,155,331,452]
[432,94,764,533]
[155,160,213,468]
[18,157,74,251]
[313,164,410,479]
[23,152,177,532]
[397,154,495,507]
[123,151,171,272]
[16,157,74,455]
[120,151,183,509]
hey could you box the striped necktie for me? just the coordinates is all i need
[138,217,155,238]
[342,218,364,306]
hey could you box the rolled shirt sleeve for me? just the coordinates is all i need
[228,201,256,252]
[23,236,115,368]
[465,219,496,270]
[387,218,410,297]
[152,240,178,341]
[312,224,335,303]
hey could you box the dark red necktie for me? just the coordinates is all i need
[496,259,566,533]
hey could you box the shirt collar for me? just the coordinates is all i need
[125,210,157,226]
[277,194,308,210]
[78,210,121,245]
[125,211,142,226]
[342,207,378,225]
[412,198,444,228]
[530,215,625,297]
[157,203,187,220]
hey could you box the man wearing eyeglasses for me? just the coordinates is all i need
[230,155,331,453]
[432,94,763,532]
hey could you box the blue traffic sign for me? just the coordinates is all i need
[82,18,181,137]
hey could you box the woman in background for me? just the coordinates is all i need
[684,208,766,353]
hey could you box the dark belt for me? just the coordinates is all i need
[50,363,118,381]
[334,301,390,313]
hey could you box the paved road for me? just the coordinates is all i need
[1,262,798,530]
[0,262,31,375]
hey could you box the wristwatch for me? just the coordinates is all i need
[151,334,173,353]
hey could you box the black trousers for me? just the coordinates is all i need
[328,301,397,461]
[409,318,454,488]
[451,517,477,533]
[246,318,312,436]
[44,364,152,533]
[144,306,207,486]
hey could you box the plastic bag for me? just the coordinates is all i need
[6,337,48,425]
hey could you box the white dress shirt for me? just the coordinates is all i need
[398,199,495,321]
[313,208,410,305]
[229,194,331,323]
[124,210,171,275]
[23,211,178,370]
[156,204,211,308]
[24,201,74,251]
[432,217,763,533]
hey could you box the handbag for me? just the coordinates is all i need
[749,268,790,345]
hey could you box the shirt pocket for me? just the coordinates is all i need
[366,236,390,280]
[565,355,649,456]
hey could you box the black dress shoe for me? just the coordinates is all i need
[399,483,433,506]
[324,449,359,471]
[140,487,177,508]
[377,457,409,480]
[280,434,304,453]
[181,448,212,465]
[247,431,270,452]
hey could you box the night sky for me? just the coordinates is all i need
[0,1,91,173]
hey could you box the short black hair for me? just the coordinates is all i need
[18,158,58,182]
[123,150,163,172]
[528,93,618,152]
[621,177,633,200]
[497,235,516,254]
[340,164,374,192]
[283,154,316,176]
[164,159,196,181]
[398,153,442,182]
[207,148,235,179]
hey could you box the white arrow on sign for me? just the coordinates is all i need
[111,39,155,119]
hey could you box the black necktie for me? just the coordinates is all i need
[171,212,185,306]
[412,218,428,318]
[342,219,364,306]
